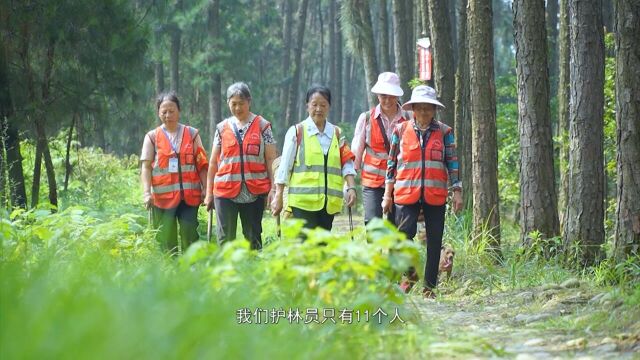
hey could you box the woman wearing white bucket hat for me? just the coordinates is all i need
[351,72,412,226]
[382,85,463,299]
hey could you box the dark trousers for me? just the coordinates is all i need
[153,201,200,255]
[362,186,395,226]
[291,206,335,231]
[214,196,265,250]
[395,202,446,289]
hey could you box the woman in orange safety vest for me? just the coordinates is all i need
[140,91,209,254]
[381,85,463,299]
[204,82,277,250]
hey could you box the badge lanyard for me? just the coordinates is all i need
[162,125,182,173]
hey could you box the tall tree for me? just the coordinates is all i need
[557,0,570,228]
[378,0,392,71]
[280,0,294,124]
[613,0,640,260]
[392,0,413,100]
[207,0,222,143]
[0,37,27,209]
[513,0,560,244]
[284,0,309,128]
[455,0,472,210]
[547,0,559,95]
[341,0,378,107]
[563,0,605,265]
[428,0,456,128]
[468,0,501,250]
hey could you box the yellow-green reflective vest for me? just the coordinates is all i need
[288,125,344,214]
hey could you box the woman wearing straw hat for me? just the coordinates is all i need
[351,72,411,226]
[382,85,463,299]
[204,82,277,250]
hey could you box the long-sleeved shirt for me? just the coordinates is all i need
[385,120,462,190]
[350,104,409,171]
[275,117,356,185]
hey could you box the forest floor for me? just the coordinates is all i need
[332,216,640,359]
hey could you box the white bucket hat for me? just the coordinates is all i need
[370,72,404,97]
[401,85,445,110]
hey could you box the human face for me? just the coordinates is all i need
[412,103,437,124]
[158,100,180,131]
[306,92,330,123]
[377,94,398,114]
[228,95,251,121]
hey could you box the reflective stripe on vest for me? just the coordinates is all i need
[213,116,271,198]
[393,120,450,206]
[361,108,409,188]
[151,125,203,209]
[288,124,344,214]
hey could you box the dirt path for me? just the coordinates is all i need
[409,284,639,359]
[332,215,640,359]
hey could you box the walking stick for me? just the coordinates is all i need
[207,209,213,243]
[348,206,354,241]
[276,215,281,240]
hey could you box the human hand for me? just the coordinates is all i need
[345,188,356,208]
[381,195,393,215]
[452,190,463,214]
[266,189,275,208]
[271,193,283,216]
[204,194,215,211]
[143,192,153,210]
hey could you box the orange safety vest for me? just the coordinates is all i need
[394,120,450,206]
[213,116,271,198]
[361,108,409,188]
[151,125,206,209]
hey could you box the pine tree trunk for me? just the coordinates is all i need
[513,0,560,245]
[341,54,353,122]
[280,0,294,124]
[170,26,181,93]
[428,0,456,128]
[449,0,458,62]
[468,0,501,251]
[284,0,309,129]
[334,7,343,122]
[63,114,76,192]
[208,0,222,144]
[0,38,27,209]
[557,0,570,230]
[563,0,605,266]
[455,0,472,210]
[393,0,413,99]
[613,0,640,260]
[341,0,378,108]
[547,0,559,95]
[379,0,392,71]
[602,0,614,32]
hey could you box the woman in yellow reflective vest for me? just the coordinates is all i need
[271,85,357,230]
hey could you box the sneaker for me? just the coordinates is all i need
[422,287,436,299]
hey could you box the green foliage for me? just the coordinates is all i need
[603,33,617,242]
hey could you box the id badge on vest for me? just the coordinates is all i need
[168,157,179,173]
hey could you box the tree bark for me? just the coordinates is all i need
[170,25,181,93]
[428,0,456,128]
[341,54,353,122]
[341,0,378,107]
[513,0,560,245]
[563,0,605,266]
[63,114,76,192]
[602,0,614,32]
[393,0,413,99]
[39,37,58,209]
[449,0,458,62]
[547,0,559,95]
[0,38,27,209]
[334,5,343,122]
[613,0,640,260]
[280,0,294,124]
[468,0,501,251]
[455,0,472,210]
[284,0,309,129]
[378,0,392,71]
[557,0,570,230]
[207,0,222,145]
